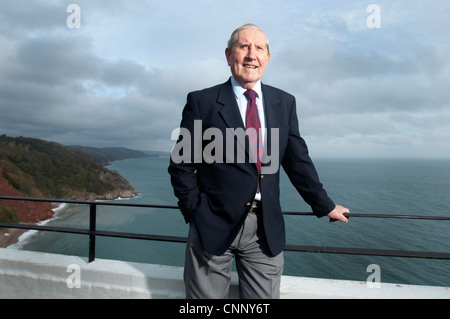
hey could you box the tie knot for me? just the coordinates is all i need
[244,89,257,102]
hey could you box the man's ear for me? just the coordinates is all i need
[225,48,231,66]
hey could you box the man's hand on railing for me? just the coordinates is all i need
[328,205,350,223]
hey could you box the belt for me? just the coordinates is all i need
[249,200,262,215]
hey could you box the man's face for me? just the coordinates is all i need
[225,28,271,89]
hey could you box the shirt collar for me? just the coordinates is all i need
[230,76,262,99]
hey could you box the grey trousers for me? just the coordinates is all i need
[184,212,284,299]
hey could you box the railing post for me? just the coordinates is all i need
[88,203,96,263]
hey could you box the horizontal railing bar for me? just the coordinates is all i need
[284,245,450,260]
[0,222,186,243]
[0,223,89,235]
[0,223,185,243]
[94,229,187,243]
[0,196,179,210]
[2,196,449,220]
[283,212,450,220]
[350,213,450,220]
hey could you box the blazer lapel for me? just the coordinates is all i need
[216,79,253,170]
[217,79,245,130]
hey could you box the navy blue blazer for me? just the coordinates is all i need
[168,78,335,256]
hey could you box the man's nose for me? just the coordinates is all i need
[246,46,257,60]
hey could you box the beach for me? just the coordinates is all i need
[0,228,27,248]
[0,202,66,249]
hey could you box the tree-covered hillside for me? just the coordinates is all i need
[0,135,139,223]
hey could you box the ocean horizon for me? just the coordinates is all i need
[9,156,450,287]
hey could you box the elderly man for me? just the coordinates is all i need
[169,24,349,299]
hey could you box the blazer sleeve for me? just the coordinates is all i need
[168,92,202,223]
[281,97,336,217]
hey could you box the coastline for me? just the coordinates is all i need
[0,202,66,249]
[0,192,138,249]
[0,228,28,248]
[0,145,139,249]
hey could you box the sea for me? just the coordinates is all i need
[9,156,450,287]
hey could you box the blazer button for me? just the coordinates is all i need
[260,174,264,179]
[245,202,252,207]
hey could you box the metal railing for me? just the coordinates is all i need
[1,195,450,263]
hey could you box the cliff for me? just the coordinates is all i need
[0,135,139,224]
[0,165,54,223]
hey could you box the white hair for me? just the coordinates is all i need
[227,23,270,54]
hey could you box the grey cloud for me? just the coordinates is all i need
[0,32,180,150]
[100,60,147,87]
[272,30,450,117]
[0,0,65,35]
[1,0,449,158]
[9,36,101,85]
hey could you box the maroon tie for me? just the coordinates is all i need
[244,89,262,194]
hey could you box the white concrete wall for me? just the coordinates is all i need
[1,248,449,299]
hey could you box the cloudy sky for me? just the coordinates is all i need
[1,0,449,158]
